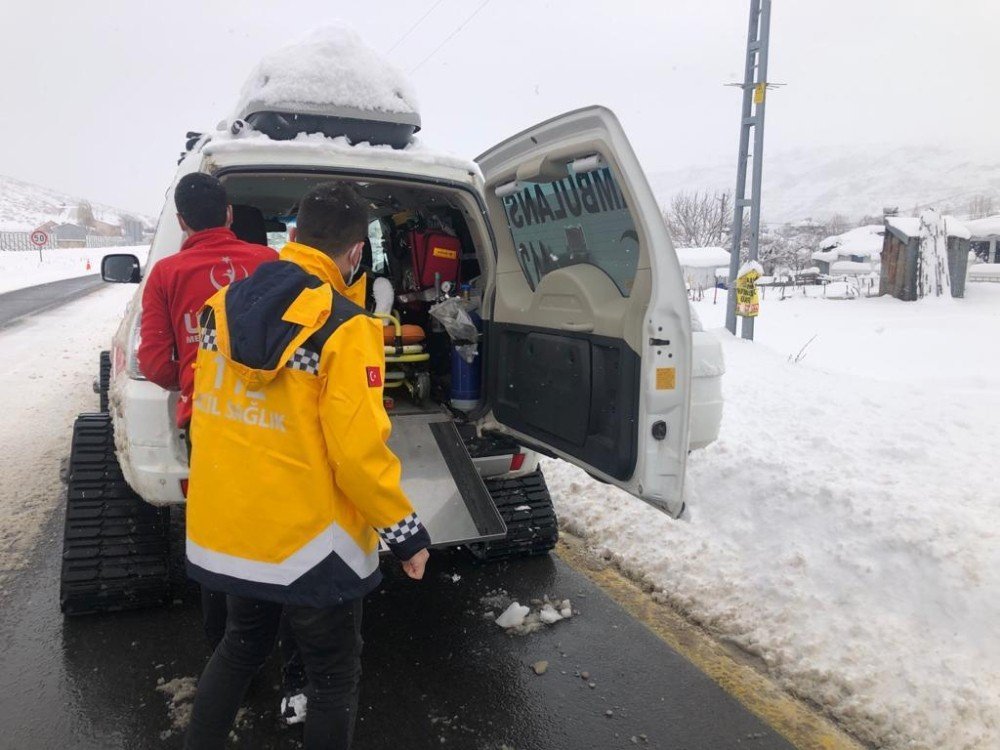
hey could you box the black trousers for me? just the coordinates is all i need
[184,595,364,750]
[185,427,307,694]
[186,428,230,651]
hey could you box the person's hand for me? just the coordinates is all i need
[402,548,429,580]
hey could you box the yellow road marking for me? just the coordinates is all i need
[555,535,867,750]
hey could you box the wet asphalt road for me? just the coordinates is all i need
[0,274,103,329]
[0,508,793,750]
[0,276,795,749]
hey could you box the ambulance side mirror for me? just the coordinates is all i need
[102,254,142,284]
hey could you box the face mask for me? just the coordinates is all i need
[349,247,363,285]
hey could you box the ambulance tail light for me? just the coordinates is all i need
[180,479,189,497]
[125,311,147,380]
[509,452,525,471]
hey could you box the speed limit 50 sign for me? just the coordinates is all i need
[30,230,49,247]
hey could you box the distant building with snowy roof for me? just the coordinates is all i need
[811,225,884,276]
[674,246,730,290]
[965,215,1000,264]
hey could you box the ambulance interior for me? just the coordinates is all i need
[221,173,490,420]
[222,172,513,548]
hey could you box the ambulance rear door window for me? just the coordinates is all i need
[500,164,640,296]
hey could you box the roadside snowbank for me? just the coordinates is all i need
[0,246,149,295]
[548,285,1000,749]
[0,285,134,589]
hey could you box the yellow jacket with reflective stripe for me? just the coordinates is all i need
[185,242,430,606]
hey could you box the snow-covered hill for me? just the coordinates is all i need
[0,174,153,232]
[649,144,1000,224]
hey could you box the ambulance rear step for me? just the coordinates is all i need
[386,413,507,548]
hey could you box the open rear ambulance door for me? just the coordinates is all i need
[477,106,692,516]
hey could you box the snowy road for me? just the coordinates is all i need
[0,274,102,329]
[0,283,132,589]
[0,281,822,749]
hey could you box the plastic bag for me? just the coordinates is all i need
[429,297,478,342]
[429,297,479,363]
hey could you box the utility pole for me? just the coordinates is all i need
[725,0,773,340]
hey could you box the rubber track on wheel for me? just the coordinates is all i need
[60,413,171,615]
[470,469,558,561]
[98,351,111,413]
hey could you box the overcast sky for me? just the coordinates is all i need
[0,0,994,216]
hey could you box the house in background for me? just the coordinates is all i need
[53,222,88,248]
[675,246,730,290]
[965,215,1000,282]
[966,215,1000,263]
[33,219,87,248]
[811,225,884,277]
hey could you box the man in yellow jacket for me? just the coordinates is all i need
[184,182,430,750]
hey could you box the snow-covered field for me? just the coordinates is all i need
[0,286,134,590]
[548,285,1000,749]
[0,246,149,295]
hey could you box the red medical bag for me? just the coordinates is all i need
[408,230,461,289]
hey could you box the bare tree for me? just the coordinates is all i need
[662,190,734,247]
[968,194,996,220]
[825,214,850,236]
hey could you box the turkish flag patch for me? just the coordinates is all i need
[366,366,383,387]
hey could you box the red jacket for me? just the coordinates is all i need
[139,227,277,426]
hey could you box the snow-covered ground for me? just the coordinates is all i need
[0,246,149,295]
[0,285,134,590]
[547,285,1000,749]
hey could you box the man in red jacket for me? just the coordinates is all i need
[139,172,277,648]
[139,173,277,430]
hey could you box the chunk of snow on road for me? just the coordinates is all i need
[495,602,529,629]
[538,604,563,625]
[156,676,198,730]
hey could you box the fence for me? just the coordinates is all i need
[86,235,132,249]
[0,231,132,251]
[0,231,55,251]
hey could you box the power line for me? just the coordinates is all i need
[409,0,492,74]
[387,0,447,54]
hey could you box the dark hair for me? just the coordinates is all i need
[175,173,228,231]
[295,183,369,257]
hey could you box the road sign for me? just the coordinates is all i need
[30,230,49,247]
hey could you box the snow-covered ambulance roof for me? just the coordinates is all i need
[201,131,481,185]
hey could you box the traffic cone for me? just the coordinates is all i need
[85,258,91,271]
